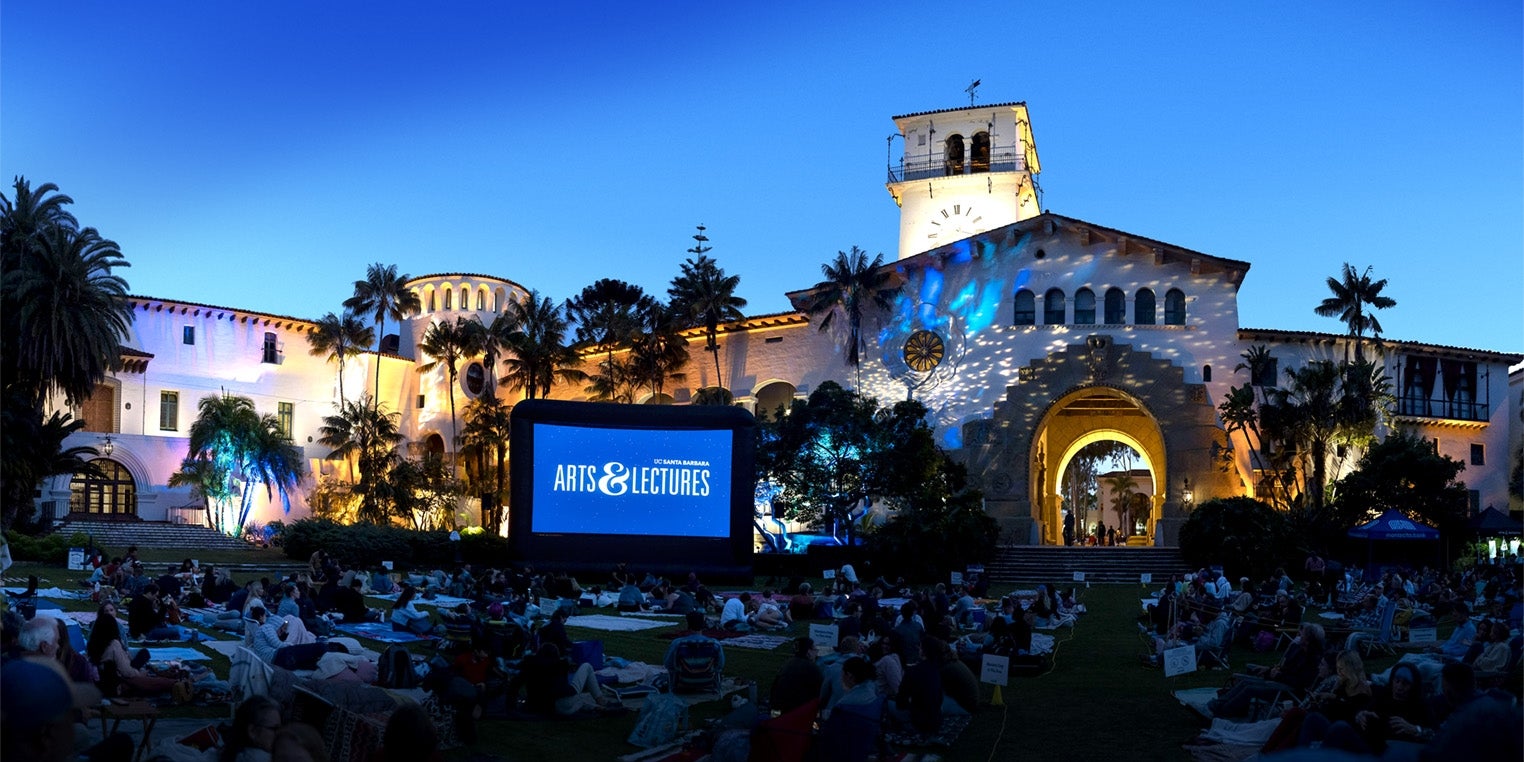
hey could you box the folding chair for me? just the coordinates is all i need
[669,638,723,695]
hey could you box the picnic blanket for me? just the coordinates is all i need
[334,622,431,643]
[1174,687,1219,719]
[147,646,212,662]
[620,610,685,619]
[373,591,473,608]
[564,614,673,633]
[719,634,790,651]
[4,586,92,600]
[884,713,972,749]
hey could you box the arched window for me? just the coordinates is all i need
[1135,288,1156,325]
[427,290,436,312]
[1203,365,1212,383]
[1013,289,1036,326]
[1073,288,1096,324]
[1044,288,1066,325]
[1104,288,1126,324]
[442,287,452,310]
[476,289,486,311]
[971,132,991,173]
[70,459,136,516]
[944,134,966,176]
[1164,288,1186,325]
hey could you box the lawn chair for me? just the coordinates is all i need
[435,610,476,654]
[669,638,723,695]
[1196,614,1236,671]
[1342,596,1398,657]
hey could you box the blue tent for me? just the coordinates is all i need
[1348,510,1440,540]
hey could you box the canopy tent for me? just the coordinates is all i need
[1348,510,1440,540]
[1467,507,1523,537]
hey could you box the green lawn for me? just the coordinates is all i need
[6,559,1421,761]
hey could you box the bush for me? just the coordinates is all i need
[1179,497,1291,581]
[6,531,89,564]
[282,519,510,570]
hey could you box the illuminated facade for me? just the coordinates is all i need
[40,103,1522,544]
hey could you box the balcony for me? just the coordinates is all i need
[1395,395,1488,422]
[888,152,1027,183]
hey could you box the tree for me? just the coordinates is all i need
[497,290,586,400]
[756,382,879,538]
[1179,496,1291,581]
[628,301,689,400]
[416,317,479,464]
[565,279,654,393]
[175,392,305,536]
[317,396,403,524]
[343,263,421,410]
[1,178,131,532]
[1314,263,1397,362]
[1333,431,1469,558]
[305,310,374,408]
[801,246,901,387]
[461,394,512,532]
[668,226,746,392]
[1106,471,1139,537]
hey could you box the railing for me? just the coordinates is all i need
[1396,396,1488,422]
[888,153,1027,183]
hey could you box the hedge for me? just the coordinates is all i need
[6,531,91,564]
[282,519,511,570]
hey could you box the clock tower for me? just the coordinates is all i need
[887,102,1042,260]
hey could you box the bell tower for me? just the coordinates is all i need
[886,102,1042,260]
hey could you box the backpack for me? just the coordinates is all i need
[627,690,689,748]
[377,645,419,689]
[670,638,722,695]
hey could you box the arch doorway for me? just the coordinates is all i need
[752,381,797,421]
[1030,388,1166,545]
[70,459,137,517]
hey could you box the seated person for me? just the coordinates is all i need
[513,643,614,715]
[789,584,816,622]
[891,639,944,734]
[369,568,396,595]
[769,637,823,715]
[389,585,434,635]
[936,639,980,716]
[949,586,978,627]
[1209,622,1326,718]
[750,589,790,630]
[245,606,287,663]
[665,611,725,692]
[616,582,645,612]
[536,607,574,655]
[1427,602,1476,660]
[335,578,380,623]
[125,584,189,641]
[816,657,885,760]
[86,609,177,695]
[720,593,751,631]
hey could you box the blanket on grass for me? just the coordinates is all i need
[564,614,674,632]
[719,634,790,651]
[372,591,474,609]
[883,714,972,749]
[334,622,431,643]
[147,646,213,662]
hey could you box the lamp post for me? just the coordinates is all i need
[101,435,114,457]
[1181,476,1193,509]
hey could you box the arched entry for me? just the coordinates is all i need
[951,334,1234,545]
[424,433,445,458]
[752,381,797,421]
[70,459,137,517]
[1030,389,1166,545]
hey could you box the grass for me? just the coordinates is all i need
[6,560,1425,762]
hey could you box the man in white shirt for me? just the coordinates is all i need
[720,593,751,631]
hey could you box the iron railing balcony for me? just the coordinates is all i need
[1395,395,1488,422]
[888,152,1027,183]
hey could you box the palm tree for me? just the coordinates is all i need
[343,263,421,410]
[1314,263,1397,361]
[802,246,902,388]
[177,392,305,536]
[461,394,512,532]
[498,291,586,400]
[317,395,403,524]
[305,310,374,408]
[3,224,133,409]
[1272,360,1342,515]
[416,316,479,465]
[1105,471,1139,537]
[0,405,103,531]
[668,227,746,392]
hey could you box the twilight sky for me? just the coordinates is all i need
[3,2,1520,355]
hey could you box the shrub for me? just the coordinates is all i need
[1179,496,1291,581]
[282,518,510,570]
[5,531,88,564]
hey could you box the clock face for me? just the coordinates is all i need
[902,330,946,372]
[927,203,982,242]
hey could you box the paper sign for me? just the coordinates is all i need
[1072,572,1086,582]
[67,548,86,571]
[1408,627,1437,645]
[809,623,839,650]
[950,571,964,586]
[980,654,1010,686]
[381,561,393,570]
[966,565,984,573]
[823,569,836,579]
[1163,644,1197,677]
[1140,573,1152,584]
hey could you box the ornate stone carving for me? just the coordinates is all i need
[1085,335,1114,382]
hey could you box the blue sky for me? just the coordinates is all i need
[4,2,1520,354]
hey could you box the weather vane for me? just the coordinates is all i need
[965,78,981,106]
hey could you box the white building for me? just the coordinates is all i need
[42,101,1522,544]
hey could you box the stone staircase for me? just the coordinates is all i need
[52,519,257,552]
[985,545,1193,586]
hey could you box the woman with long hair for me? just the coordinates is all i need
[389,584,433,634]
[86,605,177,695]
[223,695,281,762]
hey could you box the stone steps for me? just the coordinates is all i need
[986,545,1192,586]
[52,520,258,552]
